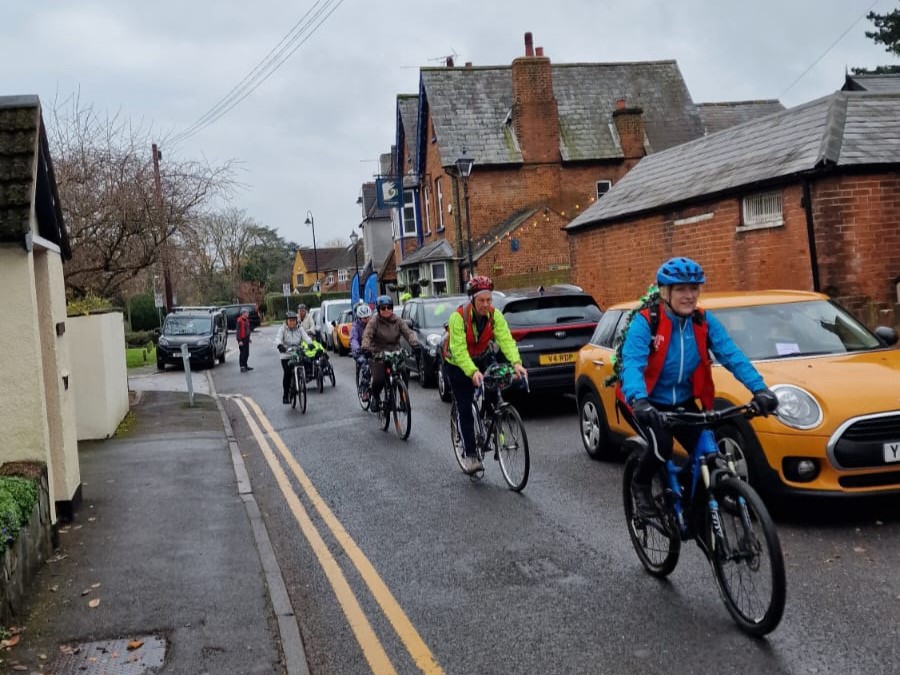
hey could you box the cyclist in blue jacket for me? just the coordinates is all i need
[620,257,778,517]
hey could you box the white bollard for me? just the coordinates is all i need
[179,343,195,406]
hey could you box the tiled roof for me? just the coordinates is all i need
[397,95,418,175]
[567,91,900,229]
[843,73,900,93]
[362,182,391,220]
[397,239,455,267]
[420,60,706,168]
[697,100,786,135]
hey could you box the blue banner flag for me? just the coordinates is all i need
[364,273,378,305]
[375,177,401,208]
[351,273,360,305]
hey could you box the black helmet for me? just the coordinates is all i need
[285,311,298,320]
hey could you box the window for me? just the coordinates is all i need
[338,269,348,282]
[402,190,417,237]
[431,262,447,295]
[296,273,304,287]
[406,268,420,285]
[591,310,624,347]
[596,180,612,199]
[741,190,783,229]
[435,178,445,231]
[326,273,335,285]
[423,185,432,235]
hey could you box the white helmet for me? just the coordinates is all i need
[355,304,373,320]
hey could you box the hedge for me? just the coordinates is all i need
[263,291,351,321]
[125,330,159,348]
[0,477,37,551]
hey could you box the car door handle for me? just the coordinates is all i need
[592,359,605,366]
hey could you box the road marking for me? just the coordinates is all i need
[232,398,397,675]
[240,395,444,675]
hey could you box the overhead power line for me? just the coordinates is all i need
[170,0,347,145]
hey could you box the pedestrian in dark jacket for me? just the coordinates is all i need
[237,308,253,372]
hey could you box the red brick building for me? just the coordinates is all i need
[566,90,900,329]
[387,33,781,296]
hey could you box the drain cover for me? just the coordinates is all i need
[47,635,166,674]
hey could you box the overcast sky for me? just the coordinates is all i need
[2,0,896,249]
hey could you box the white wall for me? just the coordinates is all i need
[68,312,129,440]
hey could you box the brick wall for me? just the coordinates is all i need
[511,55,559,164]
[570,174,899,328]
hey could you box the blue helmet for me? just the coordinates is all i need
[656,257,706,286]
[375,294,393,310]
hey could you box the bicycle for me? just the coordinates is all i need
[622,403,786,636]
[355,353,372,411]
[371,349,412,440]
[285,347,308,414]
[449,363,530,491]
[304,340,336,393]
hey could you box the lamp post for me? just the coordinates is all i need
[349,230,360,288]
[304,210,319,291]
[455,149,475,277]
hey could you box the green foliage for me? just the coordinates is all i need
[127,293,161,331]
[0,477,38,550]
[851,64,900,75]
[604,285,661,388]
[125,330,158,348]
[126,346,156,368]
[865,7,900,57]
[66,292,113,316]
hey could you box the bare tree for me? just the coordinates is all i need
[47,92,236,299]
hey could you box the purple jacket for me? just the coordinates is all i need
[350,319,366,355]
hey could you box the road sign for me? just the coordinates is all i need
[154,292,164,308]
[282,283,291,297]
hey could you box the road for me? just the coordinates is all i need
[209,325,900,675]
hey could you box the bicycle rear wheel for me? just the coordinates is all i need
[708,477,786,636]
[623,450,680,577]
[316,367,324,393]
[495,405,529,491]
[328,363,336,387]
[391,379,412,440]
[356,367,370,411]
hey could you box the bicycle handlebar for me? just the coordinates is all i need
[659,403,759,427]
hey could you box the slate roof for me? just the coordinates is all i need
[297,246,351,273]
[361,182,391,220]
[843,73,900,93]
[396,95,419,175]
[419,61,706,168]
[397,239,455,267]
[0,95,70,257]
[567,91,900,229]
[697,100,786,135]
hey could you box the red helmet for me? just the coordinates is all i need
[466,275,494,296]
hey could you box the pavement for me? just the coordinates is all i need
[1,364,309,675]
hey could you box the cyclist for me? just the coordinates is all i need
[297,303,315,334]
[350,303,373,401]
[619,257,778,517]
[443,275,527,474]
[360,295,420,412]
[275,311,313,404]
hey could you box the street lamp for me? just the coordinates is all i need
[349,230,360,288]
[455,149,475,276]
[304,210,319,291]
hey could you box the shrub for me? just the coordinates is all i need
[0,477,37,550]
[67,292,113,316]
[127,293,161,331]
[125,330,159,348]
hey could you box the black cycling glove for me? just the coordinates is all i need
[277,344,287,353]
[751,388,778,416]
[632,398,662,428]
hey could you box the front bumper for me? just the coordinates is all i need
[157,343,214,364]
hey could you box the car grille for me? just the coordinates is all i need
[829,412,900,469]
[838,470,900,489]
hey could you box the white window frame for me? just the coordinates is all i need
[435,178,445,231]
[596,180,612,199]
[338,269,348,282]
[326,273,335,285]
[430,262,447,295]
[401,190,417,237]
[740,190,784,230]
[423,185,432,235]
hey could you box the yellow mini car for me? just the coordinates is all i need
[332,308,354,356]
[574,290,900,498]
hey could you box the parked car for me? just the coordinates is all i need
[574,290,900,499]
[316,299,352,351]
[219,303,261,332]
[157,308,228,370]
[309,307,322,342]
[332,308,354,356]
[493,285,602,394]
[399,295,468,387]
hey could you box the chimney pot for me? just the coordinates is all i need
[524,32,534,57]
[536,46,544,56]
[446,56,454,67]
[615,98,626,110]
[465,61,472,67]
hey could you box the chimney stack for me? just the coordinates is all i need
[511,32,559,164]
[536,46,543,56]
[446,56,454,67]
[525,32,534,57]
[613,102,646,159]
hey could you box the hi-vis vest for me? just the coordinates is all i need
[442,304,494,360]
[616,305,715,410]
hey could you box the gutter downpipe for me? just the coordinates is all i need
[802,176,821,293]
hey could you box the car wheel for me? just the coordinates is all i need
[437,363,451,402]
[418,352,434,388]
[156,359,166,372]
[218,348,226,364]
[579,389,614,460]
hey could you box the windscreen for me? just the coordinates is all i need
[164,317,211,335]
[502,296,602,327]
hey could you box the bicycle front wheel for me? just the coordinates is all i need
[495,405,529,491]
[623,450,680,577]
[356,368,370,411]
[316,367,324,393]
[378,388,390,431]
[449,402,467,472]
[391,379,412,440]
[708,477,786,636]
[297,368,307,414]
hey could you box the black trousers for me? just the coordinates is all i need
[622,399,703,484]
[238,342,250,369]
[444,361,498,458]
[281,360,295,395]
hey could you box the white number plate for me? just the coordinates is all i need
[884,442,900,463]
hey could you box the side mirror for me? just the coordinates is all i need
[874,325,899,346]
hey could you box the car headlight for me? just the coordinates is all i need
[771,384,822,430]
[158,337,169,346]
[426,333,443,348]
[194,338,210,347]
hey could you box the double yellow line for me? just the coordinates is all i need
[231,395,444,675]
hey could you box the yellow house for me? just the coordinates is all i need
[0,95,81,523]
[291,248,322,292]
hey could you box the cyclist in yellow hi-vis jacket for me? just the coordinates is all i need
[443,275,527,474]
